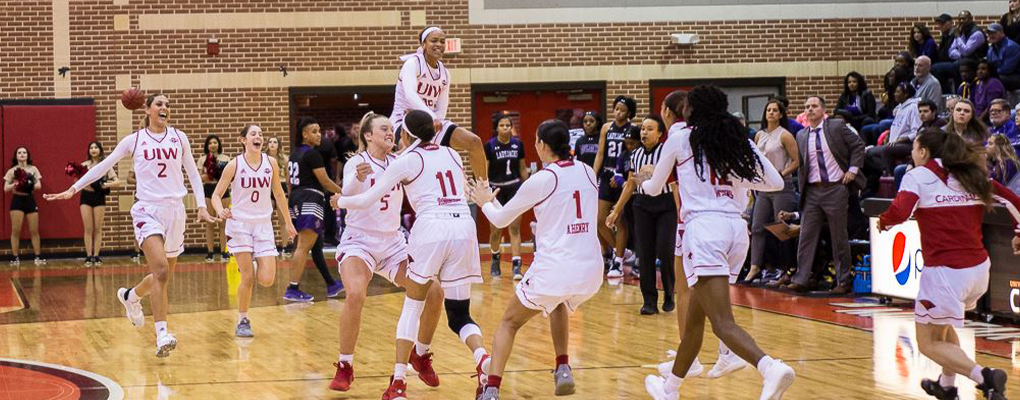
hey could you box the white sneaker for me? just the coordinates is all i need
[624,249,637,266]
[117,288,145,327]
[606,268,623,278]
[707,350,749,379]
[658,353,704,379]
[644,375,678,400]
[156,332,177,357]
[758,359,795,400]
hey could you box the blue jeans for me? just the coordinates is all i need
[860,119,893,146]
[893,164,909,191]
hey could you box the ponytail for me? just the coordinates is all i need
[356,111,388,154]
[537,119,572,160]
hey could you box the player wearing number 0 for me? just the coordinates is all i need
[879,128,1020,400]
[329,112,445,393]
[593,96,636,277]
[484,114,529,279]
[210,125,297,338]
[470,120,603,400]
[45,93,217,357]
[333,110,490,400]
[391,26,488,181]
[640,86,795,400]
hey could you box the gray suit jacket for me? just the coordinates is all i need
[796,117,866,207]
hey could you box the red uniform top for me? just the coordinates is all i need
[879,159,1020,268]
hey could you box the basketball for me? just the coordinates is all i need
[121,88,145,110]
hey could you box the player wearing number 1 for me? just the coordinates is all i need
[484,114,529,279]
[334,110,490,400]
[45,93,217,357]
[640,85,794,400]
[471,120,603,400]
[210,125,297,337]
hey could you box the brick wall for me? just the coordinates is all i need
[0,0,1003,256]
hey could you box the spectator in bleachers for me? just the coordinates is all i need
[913,56,943,107]
[974,60,1007,121]
[909,24,938,60]
[933,11,987,93]
[946,99,991,145]
[894,52,915,73]
[746,99,800,285]
[835,72,877,131]
[956,58,978,105]
[784,96,865,294]
[776,96,805,134]
[988,133,1020,191]
[1001,0,1020,43]
[863,83,920,196]
[988,99,1020,141]
[919,100,943,129]
[986,22,1020,91]
[935,13,956,63]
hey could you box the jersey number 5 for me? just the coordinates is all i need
[370,178,391,211]
[436,170,457,197]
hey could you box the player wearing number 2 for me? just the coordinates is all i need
[470,119,603,400]
[484,114,529,279]
[46,93,217,357]
[641,85,794,400]
[210,124,297,337]
[333,110,490,400]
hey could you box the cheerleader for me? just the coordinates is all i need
[46,93,217,357]
[211,125,296,337]
[4,147,43,265]
[198,135,230,261]
[391,26,488,180]
[79,141,123,266]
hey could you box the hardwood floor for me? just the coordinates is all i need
[0,256,1015,399]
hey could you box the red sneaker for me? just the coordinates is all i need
[381,376,407,400]
[409,350,440,387]
[329,361,353,391]
[473,354,491,397]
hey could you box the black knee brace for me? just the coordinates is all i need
[444,298,476,335]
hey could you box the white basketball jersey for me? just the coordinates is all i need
[132,128,188,201]
[402,144,470,216]
[390,53,449,128]
[230,153,274,221]
[345,152,404,233]
[671,128,753,221]
[530,160,602,278]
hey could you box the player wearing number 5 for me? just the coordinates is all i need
[334,110,491,400]
[484,114,529,279]
[210,125,297,337]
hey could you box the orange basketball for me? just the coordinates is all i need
[121,88,146,110]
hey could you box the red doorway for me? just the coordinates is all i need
[471,84,604,245]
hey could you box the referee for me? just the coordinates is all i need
[607,115,677,315]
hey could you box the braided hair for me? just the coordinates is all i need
[687,85,763,183]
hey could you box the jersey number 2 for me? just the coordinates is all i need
[436,170,457,197]
[157,162,167,178]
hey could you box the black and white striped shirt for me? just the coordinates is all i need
[630,143,672,196]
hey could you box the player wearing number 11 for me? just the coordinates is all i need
[210,124,297,338]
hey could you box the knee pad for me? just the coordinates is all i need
[444,298,480,342]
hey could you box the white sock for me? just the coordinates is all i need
[127,288,141,303]
[970,365,985,385]
[614,256,623,265]
[718,340,731,355]
[664,372,683,392]
[338,354,353,364]
[492,251,501,256]
[289,281,299,286]
[416,342,430,356]
[939,373,956,388]
[394,363,408,380]
[512,256,521,261]
[756,355,775,374]
[238,312,247,322]
[473,347,488,365]
[155,321,168,336]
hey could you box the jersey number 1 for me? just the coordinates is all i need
[436,170,457,197]
[573,190,582,219]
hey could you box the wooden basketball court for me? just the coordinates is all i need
[0,255,1016,400]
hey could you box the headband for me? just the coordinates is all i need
[420,27,442,44]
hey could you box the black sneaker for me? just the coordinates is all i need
[490,253,501,277]
[132,252,142,261]
[976,368,1008,400]
[93,256,103,266]
[84,256,94,267]
[205,253,215,262]
[662,296,675,312]
[512,259,523,280]
[9,256,19,266]
[221,252,230,261]
[921,378,959,400]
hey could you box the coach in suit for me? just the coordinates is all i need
[784,96,866,294]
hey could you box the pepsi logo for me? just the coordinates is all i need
[890,231,923,286]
